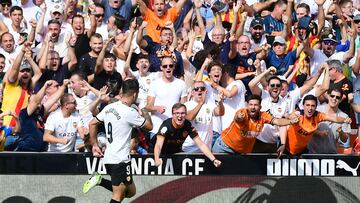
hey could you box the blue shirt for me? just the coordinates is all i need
[102,0,133,23]
[144,36,184,78]
[266,50,297,75]
[263,15,284,34]
[16,106,46,152]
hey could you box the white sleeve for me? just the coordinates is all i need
[126,108,146,128]
[95,106,107,122]
[180,81,187,98]
[148,81,156,97]
[44,113,56,131]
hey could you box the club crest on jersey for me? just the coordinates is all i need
[256,124,261,131]
[206,108,210,114]
[182,131,188,138]
[160,127,168,134]
[277,107,282,113]
[247,58,253,65]
[73,122,77,128]
[127,176,131,182]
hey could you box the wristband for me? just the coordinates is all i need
[212,159,218,164]
[278,143,285,149]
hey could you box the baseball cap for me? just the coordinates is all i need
[272,36,286,45]
[298,16,311,29]
[50,4,64,14]
[20,60,32,71]
[320,32,337,43]
[278,75,287,82]
[354,14,360,21]
[250,18,263,28]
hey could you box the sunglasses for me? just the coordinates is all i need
[323,40,336,45]
[270,84,281,88]
[162,64,174,68]
[355,20,360,24]
[193,86,206,91]
[20,69,31,73]
[95,14,104,18]
[330,95,341,100]
[1,3,11,7]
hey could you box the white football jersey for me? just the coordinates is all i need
[96,101,145,164]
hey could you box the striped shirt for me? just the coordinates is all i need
[263,14,284,34]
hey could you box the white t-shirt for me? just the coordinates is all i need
[308,104,351,153]
[45,109,83,152]
[0,45,22,72]
[34,32,69,59]
[221,80,246,130]
[257,94,289,143]
[182,100,216,153]
[133,71,161,109]
[311,49,345,78]
[96,101,145,164]
[148,78,187,133]
[204,81,221,133]
[282,87,301,113]
[73,91,97,127]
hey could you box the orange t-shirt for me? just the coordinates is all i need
[144,7,178,43]
[286,111,326,155]
[221,109,274,153]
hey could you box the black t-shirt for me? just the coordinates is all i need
[78,53,97,76]
[93,70,122,96]
[157,118,198,154]
[16,105,46,152]
[330,77,353,115]
[74,34,91,60]
[34,63,70,93]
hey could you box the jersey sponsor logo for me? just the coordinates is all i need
[105,108,121,120]
[297,128,311,136]
[182,131,188,138]
[86,157,206,175]
[336,160,360,176]
[267,158,335,176]
[240,130,260,137]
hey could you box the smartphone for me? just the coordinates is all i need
[266,35,275,46]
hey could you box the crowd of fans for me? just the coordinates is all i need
[0,0,359,156]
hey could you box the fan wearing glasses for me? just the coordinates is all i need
[145,56,187,150]
[327,60,353,115]
[181,81,224,153]
[304,31,355,76]
[154,103,221,168]
[249,67,290,156]
[308,88,351,154]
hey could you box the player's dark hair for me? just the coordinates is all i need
[296,3,310,16]
[327,87,343,98]
[71,71,88,82]
[223,64,236,79]
[72,15,84,24]
[91,33,103,40]
[60,93,74,106]
[206,61,223,74]
[246,94,262,103]
[172,103,187,114]
[48,19,61,26]
[10,6,22,15]
[267,76,281,85]
[122,79,139,96]
[104,52,116,60]
[302,94,318,106]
